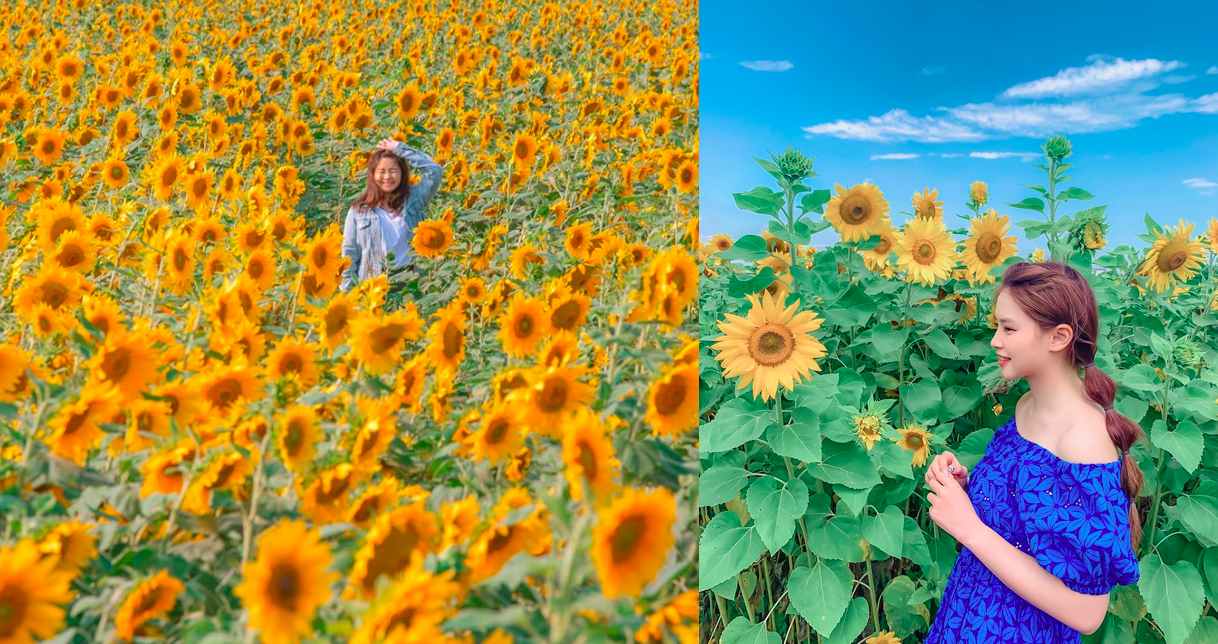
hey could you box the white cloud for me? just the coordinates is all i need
[1192,92,1218,114]
[1184,178,1218,188]
[699,51,711,60]
[1208,66,1218,75]
[739,60,793,72]
[1001,56,1184,98]
[802,108,984,143]
[870,153,920,160]
[969,151,1041,161]
[920,66,946,76]
[939,153,964,158]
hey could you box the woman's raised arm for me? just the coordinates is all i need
[393,141,444,225]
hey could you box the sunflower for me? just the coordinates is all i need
[395,356,429,413]
[277,405,320,476]
[909,187,944,220]
[302,229,343,287]
[411,219,454,257]
[467,489,551,583]
[101,157,130,189]
[147,153,184,201]
[242,248,277,291]
[425,303,466,373]
[515,364,595,438]
[350,309,424,375]
[197,364,264,412]
[645,362,697,438]
[84,328,162,402]
[708,233,734,253]
[300,462,359,524]
[892,217,958,287]
[348,480,405,529]
[565,221,594,261]
[45,383,122,465]
[37,521,96,576]
[960,209,1018,285]
[562,406,620,503]
[439,494,481,551]
[183,449,254,514]
[509,243,546,280]
[351,399,397,470]
[1138,219,1206,293]
[467,401,525,464]
[0,539,74,644]
[824,183,889,242]
[33,128,66,164]
[866,631,903,644]
[33,197,87,250]
[710,289,827,403]
[674,160,697,194]
[591,487,676,598]
[124,399,173,452]
[266,338,318,387]
[0,344,30,399]
[512,132,538,170]
[114,570,184,641]
[317,293,357,349]
[162,232,196,294]
[183,170,215,212]
[548,288,591,332]
[969,181,988,207]
[139,440,196,498]
[111,110,138,147]
[235,520,338,644]
[860,223,899,272]
[538,329,580,367]
[396,84,422,121]
[895,424,933,467]
[498,293,551,358]
[347,503,440,598]
[349,555,459,644]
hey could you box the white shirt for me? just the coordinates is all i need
[375,205,414,268]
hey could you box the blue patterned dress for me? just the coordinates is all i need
[924,416,1140,643]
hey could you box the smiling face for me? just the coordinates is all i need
[990,290,1075,379]
[373,156,402,193]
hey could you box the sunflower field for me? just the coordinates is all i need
[0,1,700,642]
[698,137,1218,644]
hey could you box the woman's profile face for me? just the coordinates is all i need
[990,290,1072,380]
[373,156,402,193]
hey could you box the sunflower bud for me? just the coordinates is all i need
[1043,135,1072,162]
[774,145,815,183]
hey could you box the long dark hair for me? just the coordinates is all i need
[994,261,1145,549]
[350,149,411,212]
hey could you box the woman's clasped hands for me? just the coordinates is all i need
[925,451,984,545]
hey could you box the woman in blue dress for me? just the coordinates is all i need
[339,138,444,305]
[923,261,1143,643]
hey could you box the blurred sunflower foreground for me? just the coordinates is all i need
[0,0,700,642]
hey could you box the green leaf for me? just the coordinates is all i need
[699,466,753,507]
[698,511,767,591]
[807,439,882,490]
[807,508,866,562]
[754,157,784,182]
[700,398,776,454]
[801,189,831,214]
[720,617,782,644]
[717,235,771,262]
[1152,419,1203,474]
[766,408,821,463]
[1017,219,1053,240]
[1120,364,1162,393]
[767,219,812,246]
[728,266,777,298]
[1057,187,1093,201]
[1005,197,1046,213]
[747,476,810,552]
[787,560,853,637]
[901,515,932,565]
[734,186,783,216]
[940,381,982,422]
[1145,212,1164,235]
[921,328,960,359]
[1139,554,1204,644]
[825,597,869,644]
[899,378,942,425]
[869,325,909,358]
[862,506,905,558]
[882,576,930,637]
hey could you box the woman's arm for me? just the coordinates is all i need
[339,207,360,292]
[961,523,1110,635]
[393,141,444,225]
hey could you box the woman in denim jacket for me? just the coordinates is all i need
[339,138,444,299]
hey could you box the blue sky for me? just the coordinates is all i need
[699,0,1218,253]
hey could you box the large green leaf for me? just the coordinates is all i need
[806,513,865,563]
[1139,554,1204,644]
[882,575,930,638]
[787,560,852,637]
[899,378,942,425]
[1005,197,1045,212]
[901,515,932,565]
[734,186,784,216]
[800,189,831,214]
[699,466,753,507]
[1057,186,1093,201]
[767,219,811,246]
[1152,419,1203,474]
[765,407,821,463]
[862,506,905,558]
[720,617,782,644]
[746,476,809,552]
[701,398,776,454]
[1175,481,1218,547]
[698,511,767,591]
[921,328,960,359]
[825,597,869,644]
[717,234,771,262]
[806,439,882,490]
[940,381,982,421]
[728,266,777,298]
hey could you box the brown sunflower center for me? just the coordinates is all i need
[268,562,300,609]
[610,515,645,563]
[536,377,568,413]
[207,378,242,409]
[551,300,581,330]
[101,347,131,383]
[513,313,535,338]
[485,417,509,444]
[281,354,302,374]
[976,233,1002,263]
[914,240,936,263]
[907,434,924,449]
[363,525,422,590]
[655,376,687,416]
[283,420,304,454]
[1159,249,1187,271]
[747,323,796,367]
[38,281,69,309]
[442,322,462,359]
[577,442,598,480]
[370,323,406,353]
[324,307,349,337]
[840,195,872,225]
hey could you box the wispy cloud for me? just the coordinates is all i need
[939,153,964,158]
[1001,56,1184,98]
[870,153,920,160]
[920,66,946,76]
[804,56,1216,143]
[1208,66,1218,75]
[969,151,1040,161]
[739,60,793,72]
[699,51,712,61]
[1184,178,1217,188]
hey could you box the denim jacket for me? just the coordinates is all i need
[340,142,443,292]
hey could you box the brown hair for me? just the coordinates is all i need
[351,149,411,212]
[994,261,1145,550]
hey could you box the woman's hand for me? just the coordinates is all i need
[926,451,969,490]
[926,465,985,546]
[376,138,402,153]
